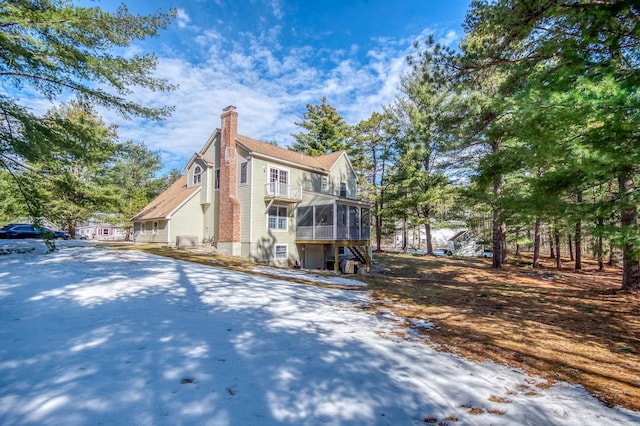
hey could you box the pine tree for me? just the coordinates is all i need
[460,0,640,289]
[0,0,175,227]
[291,97,352,156]
[353,111,395,251]
[36,101,120,237]
[103,141,165,240]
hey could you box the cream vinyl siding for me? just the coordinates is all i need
[201,203,214,243]
[201,133,220,166]
[237,148,252,243]
[299,192,342,205]
[249,156,269,245]
[248,156,299,263]
[169,194,206,244]
[135,220,169,243]
[326,155,357,199]
[199,135,221,242]
[212,190,220,240]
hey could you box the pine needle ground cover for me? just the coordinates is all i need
[365,253,640,412]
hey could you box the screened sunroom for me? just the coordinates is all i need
[295,202,371,271]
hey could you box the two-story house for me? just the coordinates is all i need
[132,106,370,271]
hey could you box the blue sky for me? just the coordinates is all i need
[80,1,472,173]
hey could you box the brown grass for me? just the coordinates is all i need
[120,245,640,412]
[364,252,640,411]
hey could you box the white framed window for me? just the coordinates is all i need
[101,228,109,236]
[275,244,288,259]
[321,176,328,193]
[240,161,248,184]
[268,206,287,230]
[193,165,202,185]
[339,182,347,197]
[268,166,289,197]
[269,167,288,185]
[215,169,220,189]
[152,221,158,234]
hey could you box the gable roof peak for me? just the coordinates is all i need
[236,134,326,171]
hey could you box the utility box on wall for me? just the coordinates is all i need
[176,235,198,248]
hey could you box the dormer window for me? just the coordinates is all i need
[193,165,202,185]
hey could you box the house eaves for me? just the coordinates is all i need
[247,150,330,175]
[199,128,221,156]
[132,175,200,221]
[235,135,332,174]
[186,152,215,170]
[319,151,357,179]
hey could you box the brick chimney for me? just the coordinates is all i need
[218,105,241,255]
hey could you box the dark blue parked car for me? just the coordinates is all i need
[0,224,70,240]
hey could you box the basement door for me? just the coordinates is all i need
[304,245,324,270]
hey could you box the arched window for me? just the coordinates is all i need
[193,165,202,185]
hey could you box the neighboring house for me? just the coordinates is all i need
[391,222,466,250]
[389,222,488,256]
[76,216,128,240]
[447,230,482,256]
[132,106,371,270]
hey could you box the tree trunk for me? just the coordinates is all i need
[491,172,504,269]
[500,221,507,264]
[374,199,382,251]
[401,218,408,252]
[425,221,433,255]
[568,233,574,262]
[68,219,77,240]
[549,230,555,259]
[575,191,582,269]
[609,243,615,267]
[492,205,503,269]
[375,212,382,252]
[533,217,541,269]
[554,230,562,269]
[597,226,604,272]
[619,171,640,290]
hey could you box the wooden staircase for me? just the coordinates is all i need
[348,246,367,264]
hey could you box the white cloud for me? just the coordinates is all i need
[175,8,191,29]
[86,24,460,174]
[270,0,284,20]
[194,29,224,49]
[438,29,460,47]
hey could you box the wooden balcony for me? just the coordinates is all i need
[264,182,302,203]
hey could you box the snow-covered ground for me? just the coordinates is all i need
[251,266,367,287]
[0,241,638,425]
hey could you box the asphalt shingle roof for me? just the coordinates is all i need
[236,134,344,172]
[132,175,200,221]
